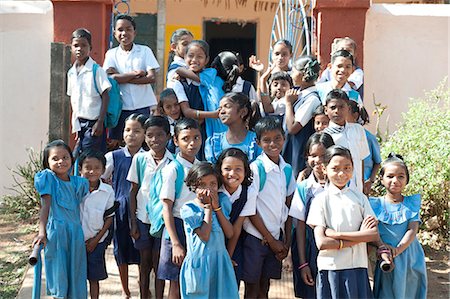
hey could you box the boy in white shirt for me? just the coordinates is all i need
[242,116,296,298]
[103,15,160,147]
[79,151,115,299]
[323,89,370,192]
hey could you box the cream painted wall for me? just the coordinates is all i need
[0,1,53,197]
[364,4,449,137]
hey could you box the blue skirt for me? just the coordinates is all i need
[113,201,140,265]
[317,268,373,299]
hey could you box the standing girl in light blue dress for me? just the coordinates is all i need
[180,162,239,299]
[32,140,89,298]
[369,154,427,299]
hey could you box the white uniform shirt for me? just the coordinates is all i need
[170,78,199,103]
[67,57,111,132]
[289,172,325,222]
[103,44,160,110]
[80,181,115,242]
[102,147,146,181]
[271,97,286,116]
[316,81,363,107]
[127,150,174,223]
[294,86,321,126]
[243,153,296,240]
[232,77,257,102]
[159,154,199,219]
[306,183,375,271]
[218,184,257,217]
[166,56,187,85]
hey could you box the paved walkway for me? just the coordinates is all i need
[17,247,295,298]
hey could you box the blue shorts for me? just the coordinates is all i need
[87,241,108,281]
[134,218,162,251]
[157,217,186,281]
[108,107,151,140]
[241,233,282,283]
[74,118,107,157]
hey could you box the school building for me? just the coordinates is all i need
[0,0,448,197]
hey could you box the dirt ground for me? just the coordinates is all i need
[1,211,449,298]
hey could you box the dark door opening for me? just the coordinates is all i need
[204,21,257,85]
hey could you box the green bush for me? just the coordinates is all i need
[1,148,42,219]
[379,80,449,248]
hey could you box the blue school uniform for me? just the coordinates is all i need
[205,130,262,163]
[363,129,382,181]
[370,195,427,299]
[34,169,89,298]
[111,149,140,265]
[180,198,239,299]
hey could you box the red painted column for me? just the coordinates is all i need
[313,0,370,70]
[52,0,113,64]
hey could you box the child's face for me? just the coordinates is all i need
[290,68,304,86]
[80,157,104,185]
[123,120,145,149]
[314,114,330,132]
[325,99,349,126]
[330,56,354,85]
[71,37,90,62]
[196,174,219,193]
[220,157,245,193]
[307,144,326,176]
[218,97,246,126]
[48,146,72,178]
[270,79,290,99]
[257,130,285,160]
[162,96,181,120]
[324,155,353,189]
[272,43,292,70]
[145,126,170,155]
[381,163,408,196]
[175,128,202,159]
[114,19,136,47]
[185,45,208,73]
[172,34,193,58]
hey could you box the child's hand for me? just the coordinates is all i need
[285,89,301,103]
[133,70,146,78]
[210,191,220,210]
[282,251,293,272]
[197,188,212,205]
[32,234,47,248]
[324,228,338,239]
[249,55,264,72]
[361,215,378,231]
[172,73,181,81]
[363,180,373,195]
[172,243,186,266]
[130,220,140,241]
[85,237,99,253]
[276,245,289,261]
[106,67,118,75]
[267,239,286,260]
[386,244,399,258]
[92,120,104,137]
[300,265,315,286]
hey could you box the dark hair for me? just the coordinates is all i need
[144,115,170,134]
[269,71,293,88]
[292,56,320,83]
[274,39,293,54]
[125,113,147,128]
[185,162,222,192]
[254,116,285,140]
[174,117,200,138]
[211,51,240,92]
[235,52,244,66]
[115,15,136,30]
[325,89,350,105]
[323,145,353,166]
[331,49,354,66]
[42,140,74,169]
[187,40,210,58]
[168,28,193,66]
[79,150,106,168]
[348,100,370,125]
[221,92,260,131]
[215,148,253,186]
[158,88,179,112]
[380,153,410,184]
[304,132,335,158]
[312,105,326,118]
[71,28,92,48]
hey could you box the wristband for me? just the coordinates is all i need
[196,110,200,119]
[339,240,344,250]
[213,206,222,212]
[298,262,309,270]
[260,92,269,97]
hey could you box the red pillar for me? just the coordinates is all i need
[313,0,370,70]
[52,0,113,64]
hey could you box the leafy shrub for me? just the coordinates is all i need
[378,80,449,248]
[1,148,42,219]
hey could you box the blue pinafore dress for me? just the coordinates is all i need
[111,149,140,265]
[34,169,89,298]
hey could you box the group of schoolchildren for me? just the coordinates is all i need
[32,14,427,299]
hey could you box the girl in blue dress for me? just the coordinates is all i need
[205,92,261,163]
[369,154,427,299]
[33,140,89,298]
[180,162,239,299]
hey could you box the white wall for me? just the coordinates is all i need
[364,4,449,137]
[0,1,53,197]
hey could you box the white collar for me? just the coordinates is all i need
[123,146,145,157]
[260,152,287,173]
[173,55,186,65]
[117,43,138,55]
[219,184,242,198]
[328,121,347,128]
[69,57,95,75]
[90,180,110,193]
[327,183,351,195]
[176,153,198,167]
